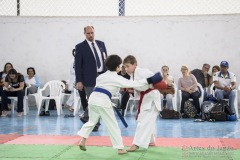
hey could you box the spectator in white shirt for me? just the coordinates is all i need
[213,61,237,113]
[24,67,41,94]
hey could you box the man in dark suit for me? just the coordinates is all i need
[75,26,107,131]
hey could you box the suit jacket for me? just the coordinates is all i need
[75,40,107,87]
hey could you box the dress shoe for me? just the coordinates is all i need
[92,126,99,132]
[80,117,88,123]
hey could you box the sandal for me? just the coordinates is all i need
[64,114,75,118]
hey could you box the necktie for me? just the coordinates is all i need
[92,42,101,68]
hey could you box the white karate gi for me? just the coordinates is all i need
[77,70,150,149]
[131,67,161,149]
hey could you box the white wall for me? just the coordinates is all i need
[0,15,240,87]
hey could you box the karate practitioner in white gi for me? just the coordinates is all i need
[77,55,162,155]
[123,55,161,152]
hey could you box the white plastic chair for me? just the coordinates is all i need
[61,92,71,107]
[24,86,40,115]
[8,87,29,116]
[162,83,178,111]
[172,84,178,111]
[178,83,204,110]
[73,88,81,116]
[111,91,121,108]
[124,93,140,116]
[36,80,65,116]
[210,83,238,118]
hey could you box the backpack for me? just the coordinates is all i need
[201,101,215,120]
[160,109,181,119]
[209,100,230,121]
[184,100,197,118]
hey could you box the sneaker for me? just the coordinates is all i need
[45,111,50,116]
[39,111,45,116]
[1,111,9,117]
[80,117,88,123]
[17,112,23,117]
[79,113,84,117]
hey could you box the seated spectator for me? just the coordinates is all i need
[0,63,14,115]
[190,63,211,101]
[63,49,77,112]
[61,80,71,94]
[213,61,236,114]
[158,65,174,110]
[178,65,201,117]
[24,67,41,94]
[209,65,220,87]
[117,65,131,116]
[0,63,14,93]
[64,49,88,113]
[1,69,25,117]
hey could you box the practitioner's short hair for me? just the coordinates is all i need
[123,55,137,65]
[105,55,122,71]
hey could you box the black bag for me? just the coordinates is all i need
[210,112,227,121]
[201,101,215,120]
[209,100,229,121]
[160,109,180,119]
[184,100,197,118]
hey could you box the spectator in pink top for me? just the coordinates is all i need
[178,65,201,116]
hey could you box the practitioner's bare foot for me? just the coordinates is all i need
[126,145,139,152]
[149,142,156,146]
[78,138,86,151]
[118,149,128,155]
